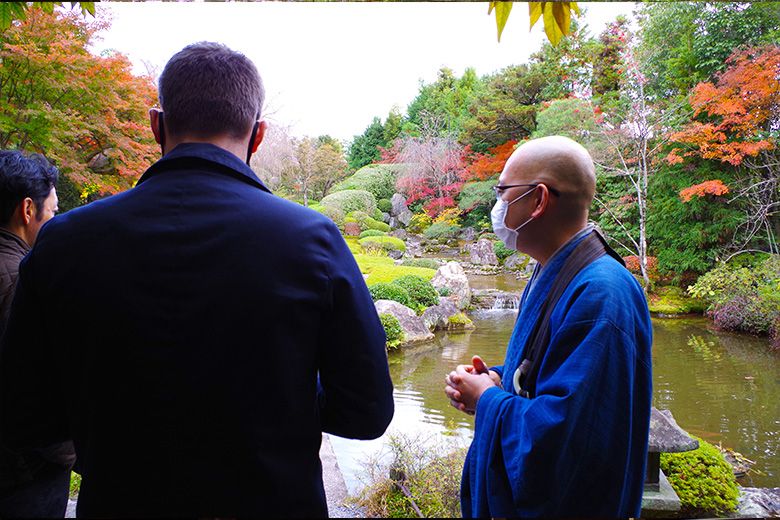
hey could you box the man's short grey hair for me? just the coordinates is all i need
[158,42,265,140]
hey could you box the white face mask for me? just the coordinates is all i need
[491,187,537,250]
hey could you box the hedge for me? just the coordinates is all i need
[331,164,400,201]
[359,236,406,254]
[321,189,377,215]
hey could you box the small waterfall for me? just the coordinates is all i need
[491,295,519,311]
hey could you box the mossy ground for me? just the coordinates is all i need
[353,254,436,285]
[648,286,707,315]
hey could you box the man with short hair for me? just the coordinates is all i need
[445,136,652,518]
[0,42,394,518]
[0,150,72,518]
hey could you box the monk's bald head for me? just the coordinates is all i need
[502,136,596,220]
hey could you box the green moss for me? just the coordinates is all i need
[648,286,707,314]
[359,236,406,253]
[360,229,387,239]
[354,254,436,286]
[660,436,739,516]
[447,313,473,330]
[343,236,363,255]
[401,258,441,270]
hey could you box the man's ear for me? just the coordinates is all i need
[250,120,268,154]
[149,108,163,145]
[20,197,35,225]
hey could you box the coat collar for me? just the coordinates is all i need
[0,227,30,256]
[137,143,271,193]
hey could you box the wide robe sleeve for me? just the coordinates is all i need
[462,266,651,518]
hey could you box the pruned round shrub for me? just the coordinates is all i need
[314,205,345,228]
[369,283,411,307]
[379,313,404,350]
[331,164,399,201]
[660,436,739,516]
[360,229,387,239]
[423,222,461,242]
[321,189,377,215]
[377,198,392,213]
[401,258,441,270]
[391,275,439,313]
[365,217,391,233]
[372,208,385,222]
[359,236,406,254]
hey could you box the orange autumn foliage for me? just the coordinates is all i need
[679,179,730,203]
[463,140,518,181]
[667,46,779,167]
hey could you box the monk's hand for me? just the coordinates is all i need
[445,365,496,415]
[471,355,502,388]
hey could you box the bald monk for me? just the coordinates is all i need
[445,136,652,518]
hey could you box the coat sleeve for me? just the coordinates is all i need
[315,223,394,440]
[0,248,69,451]
[466,315,648,518]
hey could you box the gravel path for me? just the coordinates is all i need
[65,433,365,518]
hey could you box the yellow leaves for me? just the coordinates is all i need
[490,2,580,45]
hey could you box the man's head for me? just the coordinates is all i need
[493,135,596,264]
[150,42,267,161]
[0,150,59,246]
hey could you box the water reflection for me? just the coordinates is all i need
[330,313,780,495]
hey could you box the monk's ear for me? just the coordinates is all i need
[530,184,553,218]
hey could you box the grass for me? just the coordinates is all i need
[354,254,436,285]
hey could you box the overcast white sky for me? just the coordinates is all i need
[92,1,638,143]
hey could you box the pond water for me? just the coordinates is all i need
[331,281,780,495]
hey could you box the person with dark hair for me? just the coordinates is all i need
[0,150,73,518]
[0,42,394,518]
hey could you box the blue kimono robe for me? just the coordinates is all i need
[461,229,652,518]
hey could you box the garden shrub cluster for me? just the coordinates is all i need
[423,222,461,242]
[312,205,345,229]
[377,198,393,214]
[370,283,412,308]
[407,213,433,234]
[688,254,780,343]
[660,436,739,516]
[493,240,514,262]
[359,236,406,254]
[358,433,466,518]
[321,189,377,216]
[392,275,440,313]
[379,313,404,350]
[359,229,387,239]
[401,258,441,270]
[368,275,439,314]
[331,164,399,201]
[346,211,391,233]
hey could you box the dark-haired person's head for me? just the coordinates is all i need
[150,42,267,163]
[0,150,59,246]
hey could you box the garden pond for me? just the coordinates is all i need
[330,277,780,495]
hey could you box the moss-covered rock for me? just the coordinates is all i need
[648,286,707,315]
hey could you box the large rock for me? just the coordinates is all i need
[467,238,499,266]
[459,227,476,242]
[737,487,780,518]
[421,300,460,331]
[374,300,434,345]
[431,261,471,310]
[471,289,519,310]
[648,408,699,453]
[390,193,413,227]
[504,253,529,271]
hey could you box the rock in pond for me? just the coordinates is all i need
[374,300,434,345]
[421,300,460,331]
[431,261,471,310]
[467,238,499,266]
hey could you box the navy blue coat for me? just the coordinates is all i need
[0,143,394,518]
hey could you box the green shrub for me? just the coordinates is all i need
[372,208,384,221]
[358,433,466,518]
[438,286,452,297]
[423,222,461,242]
[660,436,739,516]
[360,229,387,239]
[407,213,433,234]
[377,198,393,213]
[391,275,439,313]
[366,216,391,232]
[321,189,377,215]
[648,286,707,315]
[313,205,345,228]
[493,240,514,262]
[370,283,412,307]
[331,164,400,201]
[359,236,406,254]
[401,258,441,270]
[688,254,780,336]
[379,313,404,350]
